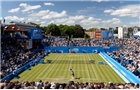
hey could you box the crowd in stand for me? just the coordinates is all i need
[0,80,139,89]
[1,34,46,79]
[107,38,140,78]
[42,35,116,47]
[1,33,140,89]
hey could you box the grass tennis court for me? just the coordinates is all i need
[11,53,124,83]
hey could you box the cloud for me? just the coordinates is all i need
[64,20,75,25]
[80,17,100,25]
[104,4,140,17]
[44,2,54,6]
[35,19,40,22]
[47,16,101,27]
[27,10,34,14]
[41,10,67,19]
[92,0,110,2]
[47,15,85,25]
[41,21,46,24]
[77,6,96,14]
[55,18,67,23]
[0,17,2,20]
[19,3,41,12]
[120,1,124,3]
[130,22,140,26]
[102,18,122,24]
[29,10,67,20]
[28,10,50,17]
[8,7,20,13]
[5,16,24,21]
[27,18,34,22]
[48,20,55,24]
[68,15,85,20]
[104,9,114,13]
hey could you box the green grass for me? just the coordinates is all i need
[11,53,124,83]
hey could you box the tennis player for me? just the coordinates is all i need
[70,68,74,80]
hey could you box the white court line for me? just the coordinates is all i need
[50,70,88,71]
[39,77,100,80]
[40,54,62,79]
[38,54,98,80]
[36,54,60,79]
[83,55,90,80]
[68,55,72,76]
[88,54,98,80]
[69,56,72,70]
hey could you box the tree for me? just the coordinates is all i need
[58,24,66,36]
[41,26,48,33]
[65,25,73,37]
[28,22,41,28]
[73,24,85,38]
[89,28,97,31]
[128,27,133,34]
[109,27,114,30]
[47,23,60,36]
[71,35,73,39]
[114,27,118,34]
[100,28,106,30]
[69,25,75,37]
[84,33,90,39]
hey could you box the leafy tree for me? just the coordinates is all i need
[71,34,73,39]
[100,28,106,30]
[58,24,66,36]
[128,27,133,34]
[41,26,48,33]
[28,22,41,28]
[65,25,73,37]
[84,33,90,39]
[89,28,97,31]
[109,27,114,30]
[73,24,85,38]
[114,27,118,34]
[47,23,60,36]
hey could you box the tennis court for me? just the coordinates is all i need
[11,53,124,83]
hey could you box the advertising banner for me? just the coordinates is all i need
[101,30,114,40]
[28,28,42,39]
[26,39,32,49]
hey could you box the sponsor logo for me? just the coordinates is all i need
[33,30,42,36]
[108,32,112,38]
[72,48,79,52]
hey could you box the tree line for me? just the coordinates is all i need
[29,22,136,38]
[30,22,90,38]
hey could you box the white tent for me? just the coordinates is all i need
[134,31,140,36]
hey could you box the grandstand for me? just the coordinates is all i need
[1,21,140,89]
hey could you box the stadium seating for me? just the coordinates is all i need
[1,33,140,89]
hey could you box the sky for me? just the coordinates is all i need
[0,0,140,29]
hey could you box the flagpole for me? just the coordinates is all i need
[3,18,5,23]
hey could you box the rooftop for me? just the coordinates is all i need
[10,21,36,28]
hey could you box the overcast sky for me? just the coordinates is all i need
[0,0,140,29]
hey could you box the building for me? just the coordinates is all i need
[118,26,128,38]
[95,30,101,39]
[94,30,114,39]
[118,26,140,38]
[84,29,96,38]
[132,26,140,34]
[4,21,36,32]
[3,21,42,49]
